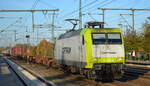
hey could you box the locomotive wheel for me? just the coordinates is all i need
[86,70,96,80]
[86,71,90,79]
[95,70,102,81]
[90,71,96,80]
[101,71,114,82]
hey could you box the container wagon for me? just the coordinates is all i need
[11,47,27,57]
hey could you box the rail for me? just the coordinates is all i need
[126,60,150,65]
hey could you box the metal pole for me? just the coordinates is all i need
[120,14,133,29]
[37,26,39,43]
[14,30,16,42]
[52,11,55,42]
[98,8,139,31]
[98,8,150,11]
[31,11,35,32]
[102,9,105,24]
[132,10,135,32]
[79,0,82,29]
[0,9,59,12]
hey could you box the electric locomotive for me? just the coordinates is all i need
[55,21,125,80]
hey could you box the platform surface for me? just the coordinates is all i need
[0,56,25,86]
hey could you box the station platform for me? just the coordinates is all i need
[0,56,25,86]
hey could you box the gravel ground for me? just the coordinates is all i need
[7,56,150,86]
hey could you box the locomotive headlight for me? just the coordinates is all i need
[117,57,123,61]
[119,58,123,60]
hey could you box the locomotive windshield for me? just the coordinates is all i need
[92,33,106,44]
[92,33,122,44]
[108,33,122,44]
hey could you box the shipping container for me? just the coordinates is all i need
[11,47,28,56]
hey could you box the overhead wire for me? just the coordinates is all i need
[87,13,97,21]
[0,0,41,46]
[84,0,115,12]
[107,2,150,22]
[31,0,40,9]
[82,0,118,26]
[0,0,41,32]
[55,0,101,29]
[77,0,117,20]
[96,0,141,27]
[58,0,112,28]
[59,0,99,19]
[107,6,150,25]
[38,0,57,9]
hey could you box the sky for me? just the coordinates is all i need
[0,0,150,47]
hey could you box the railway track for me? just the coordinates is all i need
[123,67,150,79]
[126,60,150,65]
[106,67,150,86]
[5,56,150,86]
[112,66,150,86]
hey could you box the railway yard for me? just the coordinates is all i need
[1,55,150,86]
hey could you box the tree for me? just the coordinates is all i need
[124,29,144,53]
[0,47,5,53]
[142,20,150,58]
[26,46,37,56]
[36,40,54,57]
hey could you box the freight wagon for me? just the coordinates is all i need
[11,47,27,57]
[2,49,11,56]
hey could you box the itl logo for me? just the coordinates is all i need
[62,47,71,54]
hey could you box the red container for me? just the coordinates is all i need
[11,47,27,56]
